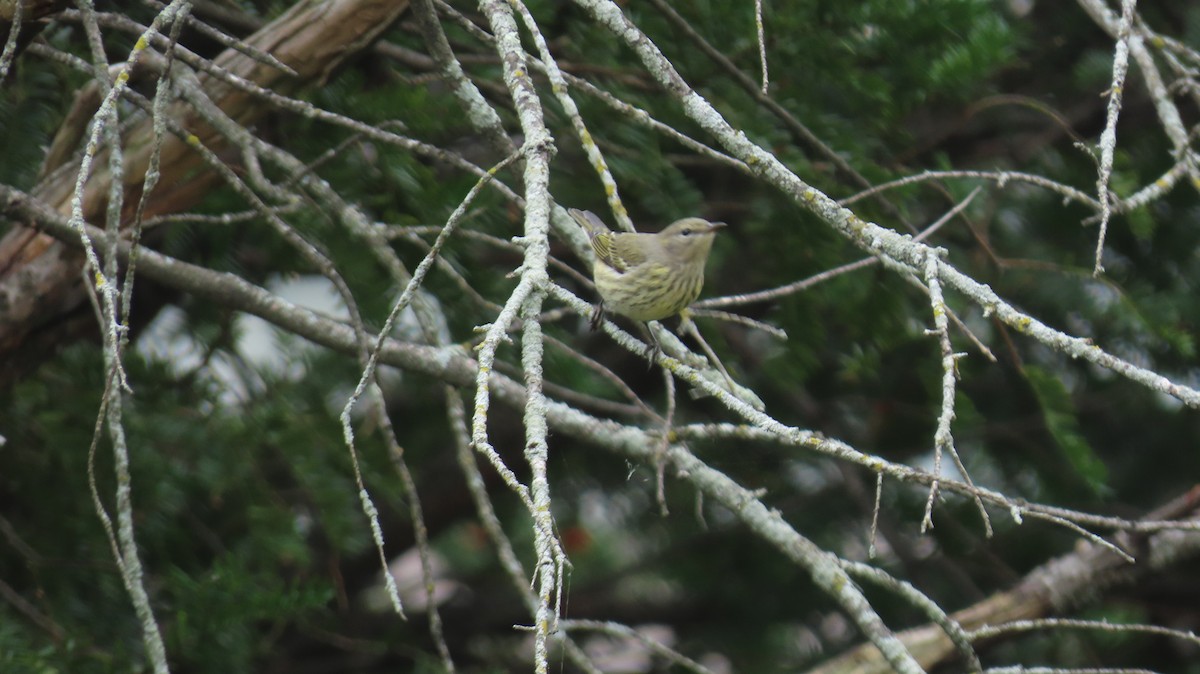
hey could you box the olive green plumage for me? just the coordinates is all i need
[568,208,724,325]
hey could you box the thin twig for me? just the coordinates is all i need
[655,366,678,516]
[754,0,767,94]
[0,0,24,80]
[1092,0,1137,276]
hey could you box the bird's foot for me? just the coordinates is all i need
[644,325,663,368]
[589,302,605,331]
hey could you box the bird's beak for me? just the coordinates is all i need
[709,222,727,232]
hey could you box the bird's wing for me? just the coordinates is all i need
[603,233,649,272]
[590,233,625,272]
[569,209,646,272]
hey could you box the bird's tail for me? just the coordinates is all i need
[567,208,610,240]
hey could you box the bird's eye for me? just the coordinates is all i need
[680,228,693,237]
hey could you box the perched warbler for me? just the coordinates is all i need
[568,208,724,332]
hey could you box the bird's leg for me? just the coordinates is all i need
[589,301,606,331]
[642,322,663,367]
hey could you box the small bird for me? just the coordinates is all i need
[568,208,724,349]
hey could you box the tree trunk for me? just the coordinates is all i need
[0,0,410,386]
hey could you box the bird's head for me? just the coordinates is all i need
[658,218,725,264]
